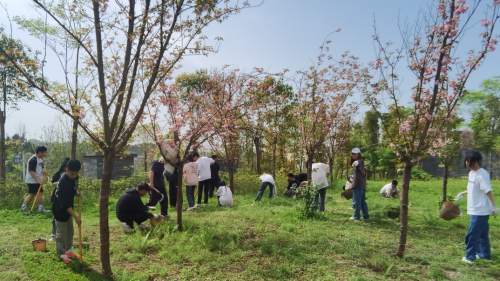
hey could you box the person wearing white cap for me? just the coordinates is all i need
[350,148,369,220]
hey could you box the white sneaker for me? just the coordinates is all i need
[203,203,207,206]
[20,205,28,212]
[187,206,196,211]
[349,216,359,221]
[476,255,492,261]
[121,222,132,233]
[462,257,473,264]
[49,235,55,242]
[195,204,201,207]
[37,206,50,213]
[138,224,151,231]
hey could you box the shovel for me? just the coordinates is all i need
[28,175,45,216]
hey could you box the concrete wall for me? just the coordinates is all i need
[82,153,137,180]
[421,150,499,179]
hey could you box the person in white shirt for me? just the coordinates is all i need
[216,181,233,207]
[311,163,330,212]
[194,152,215,206]
[380,180,400,201]
[21,146,49,212]
[454,151,499,263]
[255,174,276,201]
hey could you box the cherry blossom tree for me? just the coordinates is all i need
[367,0,499,258]
[141,67,254,229]
[294,36,370,179]
[0,0,262,276]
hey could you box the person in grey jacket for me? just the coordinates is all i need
[350,148,369,220]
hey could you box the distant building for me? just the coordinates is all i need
[82,153,137,180]
[421,150,499,179]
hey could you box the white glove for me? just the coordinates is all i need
[148,206,156,211]
[454,192,464,201]
[77,189,83,198]
[153,214,159,219]
[492,205,499,218]
[351,161,358,168]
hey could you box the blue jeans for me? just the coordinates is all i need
[255,182,274,201]
[352,188,369,219]
[465,215,490,261]
[313,188,326,212]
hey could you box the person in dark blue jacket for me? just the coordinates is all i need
[116,183,156,233]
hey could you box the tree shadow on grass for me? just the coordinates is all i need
[68,262,112,281]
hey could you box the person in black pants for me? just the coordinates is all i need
[116,183,156,232]
[168,167,178,208]
[146,158,168,218]
[208,155,220,198]
[194,152,215,206]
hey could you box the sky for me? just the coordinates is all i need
[1,0,498,139]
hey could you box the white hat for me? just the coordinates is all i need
[351,148,361,154]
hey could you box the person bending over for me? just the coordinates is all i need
[116,183,158,233]
[380,180,400,201]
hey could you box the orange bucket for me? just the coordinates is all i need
[341,189,353,200]
[233,199,237,205]
[150,216,163,227]
[31,238,47,251]
[439,201,463,221]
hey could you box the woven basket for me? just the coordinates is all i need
[440,201,463,221]
[341,189,353,200]
[31,238,47,252]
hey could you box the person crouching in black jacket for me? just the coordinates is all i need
[116,183,157,233]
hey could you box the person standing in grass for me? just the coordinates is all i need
[255,173,277,201]
[51,160,82,263]
[380,180,400,201]
[350,148,369,220]
[21,146,49,212]
[146,157,168,218]
[195,152,215,206]
[116,183,158,233]
[454,151,499,263]
[49,157,70,241]
[208,155,220,198]
[311,163,330,212]
[183,154,198,211]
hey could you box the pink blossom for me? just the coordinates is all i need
[335,28,341,32]
[390,143,397,148]
[481,19,491,27]
[203,4,209,11]
[100,4,107,13]
[447,95,454,102]
[449,80,456,88]
[79,111,86,119]
[268,86,275,92]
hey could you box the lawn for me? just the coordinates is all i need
[0,179,499,280]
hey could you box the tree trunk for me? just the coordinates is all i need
[328,156,334,186]
[306,155,314,180]
[396,159,412,258]
[70,117,78,160]
[442,163,449,204]
[143,144,148,172]
[254,136,261,174]
[99,149,116,277]
[176,165,183,231]
[0,106,5,182]
[272,136,277,178]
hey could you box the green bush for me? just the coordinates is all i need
[411,168,433,181]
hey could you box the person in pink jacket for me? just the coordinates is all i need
[183,154,199,211]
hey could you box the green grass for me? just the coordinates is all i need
[0,179,499,280]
